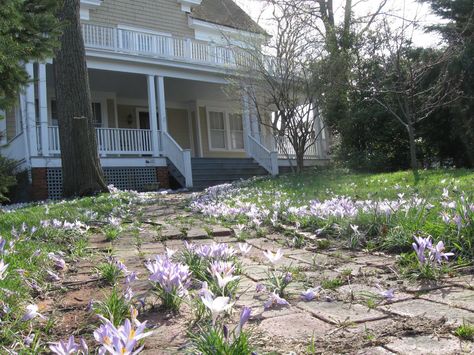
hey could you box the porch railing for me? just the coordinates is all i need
[161,131,193,188]
[82,23,253,69]
[248,135,279,176]
[262,135,326,159]
[40,126,156,155]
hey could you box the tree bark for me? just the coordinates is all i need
[54,0,108,197]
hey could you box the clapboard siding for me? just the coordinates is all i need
[88,0,194,37]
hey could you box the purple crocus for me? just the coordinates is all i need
[264,292,290,310]
[376,285,395,301]
[429,241,454,264]
[412,236,432,264]
[49,335,81,355]
[301,287,321,301]
[238,306,252,332]
[255,283,266,293]
[21,304,45,321]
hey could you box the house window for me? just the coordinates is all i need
[229,113,244,150]
[207,109,245,151]
[50,100,102,127]
[209,111,226,149]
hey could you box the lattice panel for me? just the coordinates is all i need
[46,167,158,199]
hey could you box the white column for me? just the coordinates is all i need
[25,63,38,156]
[38,63,49,156]
[313,107,325,158]
[0,109,6,145]
[155,76,167,132]
[147,75,160,157]
[249,98,260,143]
[242,94,251,156]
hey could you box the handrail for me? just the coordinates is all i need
[81,23,254,69]
[247,135,278,175]
[161,131,193,188]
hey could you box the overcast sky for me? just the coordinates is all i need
[235,0,444,47]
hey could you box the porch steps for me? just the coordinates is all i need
[191,158,268,189]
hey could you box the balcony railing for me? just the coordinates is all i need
[82,23,254,68]
[40,126,156,156]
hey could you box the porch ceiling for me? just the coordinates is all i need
[86,69,230,102]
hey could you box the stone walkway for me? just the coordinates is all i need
[96,193,473,354]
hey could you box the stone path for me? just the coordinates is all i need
[93,193,474,354]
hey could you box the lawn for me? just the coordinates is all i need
[192,168,474,263]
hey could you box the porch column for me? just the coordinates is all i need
[25,63,38,156]
[38,63,49,156]
[146,75,160,157]
[249,99,261,143]
[0,109,6,145]
[155,76,167,133]
[313,107,325,158]
[242,94,251,156]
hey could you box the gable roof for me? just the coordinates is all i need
[191,0,266,35]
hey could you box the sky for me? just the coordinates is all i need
[235,0,445,47]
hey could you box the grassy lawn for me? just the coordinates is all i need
[192,168,474,265]
[0,190,141,351]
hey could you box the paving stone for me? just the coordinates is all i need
[258,312,333,339]
[401,281,451,293]
[444,273,474,288]
[336,284,413,303]
[161,229,182,239]
[297,301,387,324]
[384,335,472,354]
[287,252,332,267]
[355,347,395,354]
[419,286,474,312]
[255,304,295,319]
[211,226,233,237]
[334,263,386,277]
[184,228,208,239]
[380,299,474,325]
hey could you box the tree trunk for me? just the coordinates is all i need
[54,0,108,197]
[406,121,419,181]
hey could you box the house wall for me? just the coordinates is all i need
[117,105,137,128]
[198,106,246,158]
[167,108,191,149]
[88,0,194,37]
[107,99,116,127]
[6,108,17,141]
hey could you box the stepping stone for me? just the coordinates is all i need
[355,347,395,355]
[211,226,233,237]
[380,299,474,325]
[444,273,474,288]
[161,229,182,239]
[419,286,474,312]
[258,312,333,339]
[336,284,413,303]
[185,228,208,239]
[297,301,387,324]
[384,335,472,354]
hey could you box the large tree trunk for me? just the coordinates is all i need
[54,0,108,197]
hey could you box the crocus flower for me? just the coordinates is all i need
[301,287,321,301]
[264,291,290,310]
[21,304,45,321]
[125,272,139,284]
[166,248,176,259]
[376,285,395,301]
[0,260,8,280]
[263,249,283,264]
[412,236,432,264]
[46,270,61,282]
[48,253,66,270]
[215,272,240,290]
[238,243,252,255]
[238,306,252,332]
[429,241,454,264]
[49,335,80,354]
[201,294,234,324]
[255,283,266,293]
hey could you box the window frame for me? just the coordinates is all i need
[206,107,245,152]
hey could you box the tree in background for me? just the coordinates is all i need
[230,0,323,172]
[54,0,108,197]
[419,0,474,166]
[0,0,61,110]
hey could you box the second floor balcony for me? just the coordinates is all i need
[82,23,255,70]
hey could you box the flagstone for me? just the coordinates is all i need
[419,286,474,312]
[297,301,387,324]
[258,312,333,339]
[384,335,471,354]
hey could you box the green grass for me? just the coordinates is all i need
[0,190,144,351]
[454,321,474,340]
[197,168,474,264]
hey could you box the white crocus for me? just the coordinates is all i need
[0,260,8,280]
[238,243,252,255]
[215,272,240,290]
[201,294,234,324]
[263,249,283,264]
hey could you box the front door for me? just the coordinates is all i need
[138,111,150,129]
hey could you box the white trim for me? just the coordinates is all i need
[30,156,167,168]
[195,101,203,157]
[117,24,172,38]
[188,17,266,40]
[80,0,102,20]
[205,107,245,152]
[187,105,194,157]
[177,0,202,12]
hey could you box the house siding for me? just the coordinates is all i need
[88,0,194,38]
[6,108,17,141]
[167,108,190,149]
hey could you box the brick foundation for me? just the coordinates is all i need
[156,167,170,189]
[31,168,49,201]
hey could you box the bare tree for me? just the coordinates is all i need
[228,0,325,172]
[54,0,108,197]
[368,19,461,178]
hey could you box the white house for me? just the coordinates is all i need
[0,0,329,200]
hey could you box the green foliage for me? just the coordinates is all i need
[0,0,61,109]
[0,156,17,202]
[93,287,131,327]
[96,261,123,286]
[189,324,253,355]
[454,321,474,340]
